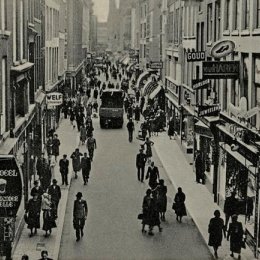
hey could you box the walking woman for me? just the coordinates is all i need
[168,117,175,140]
[208,210,226,258]
[26,193,41,237]
[80,125,87,145]
[141,189,152,233]
[227,215,244,259]
[156,179,167,221]
[173,187,187,223]
[144,137,154,165]
[42,193,56,237]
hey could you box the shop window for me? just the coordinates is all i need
[224,0,231,30]
[207,4,213,42]
[0,0,7,31]
[215,0,221,40]
[257,0,260,28]
[244,0,250,29]
[234,0,240,30]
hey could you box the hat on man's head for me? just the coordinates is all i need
[52,179,57,184]
[76,192,83,198]
[34,180,39,185]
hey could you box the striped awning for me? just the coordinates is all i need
[136,71,150,89]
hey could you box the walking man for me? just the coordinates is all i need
[81,152,92,185]
[59,154,69,185]
[126,118,135,142]
[48,179,61,218]
[71,148,83,179]
[73,192,88,241]
[146,162,160,189]
[86,135,97,161]
[136,149,147,182]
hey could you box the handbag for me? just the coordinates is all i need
[137,213,143,220]
[24,213,28,224]
[172,203,177,210]
[241,239,246,249]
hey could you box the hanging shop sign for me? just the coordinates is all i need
[47,92,63,109]
[187,51,205,62]
[210,40,235,59]
[197,104,220,117]
[192,79,211,90]
[202,61,240,79]
[86,53,92,59]
[149,62,163,70]
[0,156,23,217]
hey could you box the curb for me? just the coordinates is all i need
[52,173,73,260]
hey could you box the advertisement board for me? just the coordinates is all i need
[192,79,210,90]
[149,62,163,69]
[0,155,23,217]
[47,92,63,109]
[187,51,205,62]
[202,61,240,79]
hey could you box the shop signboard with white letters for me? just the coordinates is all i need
[187,51,205,62]
[0,155,23,217]
[47,92,63,109]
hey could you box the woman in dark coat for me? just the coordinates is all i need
[42,193,57,237]
[134,106,140,122]
[70,149,83,179]
[46,137,53,157]
[26,193,41,237]
[52,134,60,160]
[173,187,187,223]
[148,191,162,236]
[144,137,154,164]
[156,179,167,221]
[141,189,152,233]
[168,117,175,139]
[227,215,244,259]
[208,210,226,258]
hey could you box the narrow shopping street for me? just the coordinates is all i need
[58,76,212,260]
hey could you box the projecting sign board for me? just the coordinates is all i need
[149,62,163,69]
[47,92,63,109]
[210,40,235,59]
[0,155,23,217]
[192,79,211,90]
[197,105,221,117]
[202,61,240,79]
[187,51,205,62]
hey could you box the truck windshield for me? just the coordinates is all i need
[101,92,124,108]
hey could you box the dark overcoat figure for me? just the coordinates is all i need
[71,150,83,173]
[168,118,175,138]
[26,196,41,231]
[146,163,159,189]
[208,212,225,247]
[227,216,244,255]
[48,179,61,218]
[134,106,140,121]
[173,188,187,221]
[59,156,69,185]
[195,151,205,184]
[136,149,147,182]
[81,154,92,185]
[52,136,60,157]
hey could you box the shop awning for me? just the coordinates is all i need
[142,79,156,95]
[149,84,163,100]
[165,93,179,108]
[11,62,34,73]
[137,71,150,89]
[219,142,257,175]
[194,120,213,138]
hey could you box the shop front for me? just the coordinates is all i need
[194,120,215,192]
[217,121,260,255]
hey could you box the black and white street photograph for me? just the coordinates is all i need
[0,0,260,259]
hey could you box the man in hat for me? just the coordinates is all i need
[136,149,147,182]
[59,154,69,185]
[73,192,88,241]
[48,179,61,218]
[126,118,135,143]
[81,152,92,185]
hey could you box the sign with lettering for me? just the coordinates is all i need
[187,51,205,62]
[0,156,23,217]
[192,79,211,90]
[149,62,163,69]
[210,40,235,59]
[197,105,220,117]
[47,92,63,109]
[203,61,240,79]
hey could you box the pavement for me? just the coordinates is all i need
[151,132,256,260]
[13,118,79,260]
